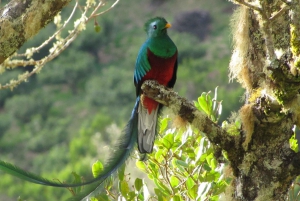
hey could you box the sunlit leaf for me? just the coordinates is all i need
[136,161,147,172]
[186,148,196,160]
[154,178,171,195]
[155,149,165,163]
[290,132,299,153]
[198,93,211,115]
[161,133,174,149]
[170,176,180,188]
[160,117,169,132]
[210,158,218,170]
[92,160,103,178]
[186,177,195,190]
[172,194,182,201]
[149,162,159,177]
[187,185,197,200]
[154,188,168,201]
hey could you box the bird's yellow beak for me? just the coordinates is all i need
[165,23,172,29]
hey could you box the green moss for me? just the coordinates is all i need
[291,25,300,56]
[269,60,300,103]
[295,57,300,69]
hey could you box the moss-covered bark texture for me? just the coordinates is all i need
[0,0,71,64]
[143,1,300,200]
[228,0,300,200]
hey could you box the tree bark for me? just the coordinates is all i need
[227,1,300,199]
[143,0,300,199]
[0,0,71,64]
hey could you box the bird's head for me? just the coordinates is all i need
[144,17,171,38]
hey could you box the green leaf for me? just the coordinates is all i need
[92,160,103,178]
[210,195,220,201]
[119,180,130,198]
[202,171,220,182]
[136,161,147,172]
[175,159,189,168]
[149,162,159,178]
[170,176,180,188]
[187,185,197,200]
[172,194,182,201]
[128,191,137,200]
[148,173,154,180]
[161,133,174,149]
[155,188,168,201]
[194,100,200,110]
[154,178,171,195]
[94,194,110,201]
[134,178,143,192]
[197,153,208,164]
[94,25,101,33]
[210,158,218,170]
[118,163,125,181]
[155,149,165,163]
[290,132,299,152]
[198,94,209,114]
[203,163,212,171]
[186,177,195,190]
[160,117,169,132]
[186,148,196,160]
[214,180,228,194]
[198,92,212,116]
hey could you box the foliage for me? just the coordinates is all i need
[66,91,228,201]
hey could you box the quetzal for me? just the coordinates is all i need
[134,16,178,153]
[0,16,178,200]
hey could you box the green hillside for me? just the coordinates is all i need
[0,0,243,200]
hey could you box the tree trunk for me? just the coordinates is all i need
[143,0,300,200]
[0,0,71,64]
[227,1,300,199]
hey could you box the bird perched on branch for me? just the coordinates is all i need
[134,17,178,153]
[0,16,178,200]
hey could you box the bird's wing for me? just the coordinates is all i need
[167,55,178,88]
[134,41,151,96]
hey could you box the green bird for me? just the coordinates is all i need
[0,16,178,200]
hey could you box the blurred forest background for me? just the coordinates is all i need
[0,0,243,200]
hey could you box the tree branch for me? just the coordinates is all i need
[0,0,71,64]
[141,80,237,153]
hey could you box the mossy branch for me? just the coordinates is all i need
[141,80,237,153]
[0,0,120,90]
[0,0,72,64]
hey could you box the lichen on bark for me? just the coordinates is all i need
[0,0,71,64]
[226,0,300,200]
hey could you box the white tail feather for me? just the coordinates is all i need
[137,102,159,153]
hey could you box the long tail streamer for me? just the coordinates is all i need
[0,97,140,201]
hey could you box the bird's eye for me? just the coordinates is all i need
[153,25,157,30]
